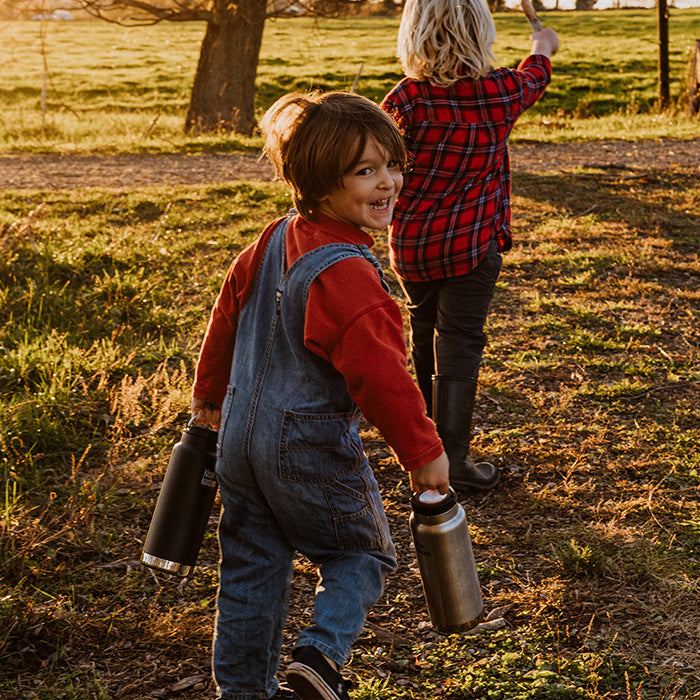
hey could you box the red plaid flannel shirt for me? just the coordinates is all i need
[381,55,551,282]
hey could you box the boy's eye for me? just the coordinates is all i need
[356,166,372,176]
[387,160,400,169]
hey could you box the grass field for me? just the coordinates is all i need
[1,9,699,152]
[1,162,699,696]
[1,8,700,700]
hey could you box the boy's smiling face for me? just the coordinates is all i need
[318,137,403,230]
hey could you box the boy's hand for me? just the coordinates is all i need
[191,397,222,430]
[531,27,559,58]
[409,451,450,494]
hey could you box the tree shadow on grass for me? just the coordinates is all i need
[512,167,699,252]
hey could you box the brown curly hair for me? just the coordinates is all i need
[259,91,407,221]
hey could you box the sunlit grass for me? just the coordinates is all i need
[1,11,699,690]
[4,161,698,697]
[1,10,699,152]
[513,108,700,142]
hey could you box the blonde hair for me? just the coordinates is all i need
[397,0,497,87]
[259,91,407,221]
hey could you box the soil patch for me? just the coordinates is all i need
[1,138,699,190]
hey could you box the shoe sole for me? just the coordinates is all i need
[285,662,339,700]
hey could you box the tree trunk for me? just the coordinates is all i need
[185,0,267,135]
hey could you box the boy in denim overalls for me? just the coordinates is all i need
[191,91,450,700]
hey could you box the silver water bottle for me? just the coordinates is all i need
[141,418,218,577]
[410,488,484,633]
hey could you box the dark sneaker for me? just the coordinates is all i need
[285,646,352,700]
[271,684,300,699]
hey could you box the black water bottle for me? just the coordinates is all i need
[410,488,484,633]
[141,418,218,576]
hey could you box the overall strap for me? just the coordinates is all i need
[278,240,390,307]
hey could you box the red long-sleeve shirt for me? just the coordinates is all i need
[193,212,443,471]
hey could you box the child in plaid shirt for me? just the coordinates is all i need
[381,0,559,491]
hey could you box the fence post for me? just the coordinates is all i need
[691,40,700,117]
[657,0,670,109]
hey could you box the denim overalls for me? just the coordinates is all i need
[213,217,397,700]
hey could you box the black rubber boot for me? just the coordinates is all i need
[432,375,500,491]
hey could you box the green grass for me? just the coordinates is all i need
[1,9,699,152]
[1,159,699,698]
[0,183,291,494]
[1,11,699,698]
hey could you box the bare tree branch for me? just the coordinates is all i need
[72,0,213,24]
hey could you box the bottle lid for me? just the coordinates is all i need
[411,487,457,515]
[418,490,448,505]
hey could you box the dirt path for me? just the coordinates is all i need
[1,138,698,190]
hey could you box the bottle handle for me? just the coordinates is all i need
[411,486,458,514]
[187,414,218,433]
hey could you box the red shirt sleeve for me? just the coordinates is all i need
[305,257,444,471]
[513,54,552,117]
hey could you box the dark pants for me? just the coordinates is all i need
[400,238,503,414]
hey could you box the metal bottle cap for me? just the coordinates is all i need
[411,487,458,516]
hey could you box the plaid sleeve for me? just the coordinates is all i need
[511,54,552,118]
